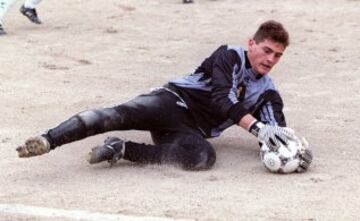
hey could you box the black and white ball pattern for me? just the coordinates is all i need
[260,139,302,174]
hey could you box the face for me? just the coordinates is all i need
[247,38,285,75]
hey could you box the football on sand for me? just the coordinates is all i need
[260,138,305,174]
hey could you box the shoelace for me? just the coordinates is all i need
[105,140,126,166]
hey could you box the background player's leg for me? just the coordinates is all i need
[23,0,41,9]
[21,0,42,24]
[0,0,16,34]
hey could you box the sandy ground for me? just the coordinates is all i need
[1,0,360,220]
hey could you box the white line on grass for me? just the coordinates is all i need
[0,203,194,221]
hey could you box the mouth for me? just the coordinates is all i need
[260,63,272,71]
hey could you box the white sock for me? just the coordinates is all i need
[0,0,15,23]
[24,0,42,9]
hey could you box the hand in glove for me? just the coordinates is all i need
[249,121,296,150]
[296,137,313,172]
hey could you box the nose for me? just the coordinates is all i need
[266,54,277,64]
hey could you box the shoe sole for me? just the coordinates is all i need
[87,140,124,165]
[87,146,112,164]
[16,137,50,158]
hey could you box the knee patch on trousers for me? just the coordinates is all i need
[77,108,123,134]
[181,144,216,171]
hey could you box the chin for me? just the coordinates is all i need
[256,70,268,75]
[253,66,271,75]
[259,68,271,75]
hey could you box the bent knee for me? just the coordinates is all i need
[183,145,216,171]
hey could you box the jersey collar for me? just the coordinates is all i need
[245,51,264,80]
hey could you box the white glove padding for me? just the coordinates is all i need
[296,138,313,172]
[249,121,296,150]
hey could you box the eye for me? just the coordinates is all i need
[275,53,283,58]
[263,47,272,54]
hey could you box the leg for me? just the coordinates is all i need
[44,89,197,148]
[20,0,42,24]
[0,0,16,34]
[0,22,5,35]
[87,90,216,170]
[0,0,15,21]
[23,0,41,8]
[17,89,200,157]
[17,107,124,157]
[88,130,216,170]
[148,131,216,170]
[44,107,126,148]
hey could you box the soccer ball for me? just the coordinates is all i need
[260,138,303,174]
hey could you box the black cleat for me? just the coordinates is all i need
[20,5,42,24]
[88,137,125,166]
[0,24,6,35]
[183,0,194,3]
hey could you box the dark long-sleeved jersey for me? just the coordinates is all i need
[167,45,279,138]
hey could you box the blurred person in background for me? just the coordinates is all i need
[0,0,42,35]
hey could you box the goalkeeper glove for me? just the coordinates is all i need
[249,120,296,150]
[296,138,313,172]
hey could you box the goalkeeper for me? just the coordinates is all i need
[16,20,312,172]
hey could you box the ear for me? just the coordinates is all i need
[248,39,255,50]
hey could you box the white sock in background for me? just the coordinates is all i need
[0,0,15,24]
[24,0,42,9]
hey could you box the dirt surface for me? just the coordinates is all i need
[1,0,360,220]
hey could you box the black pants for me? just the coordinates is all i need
[45,89,216,170]
[44,88,285,170]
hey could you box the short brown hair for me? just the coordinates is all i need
[253,20,290,47]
